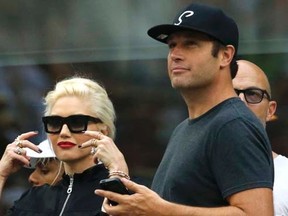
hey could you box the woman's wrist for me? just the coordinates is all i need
[108,170,130,180]
[108,158,129,175]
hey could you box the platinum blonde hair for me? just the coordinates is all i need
[43,77,116,139]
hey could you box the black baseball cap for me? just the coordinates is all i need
[147,3,239,54]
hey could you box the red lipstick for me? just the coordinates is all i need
[57,141,75,149]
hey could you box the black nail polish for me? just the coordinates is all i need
[38,148,42,153]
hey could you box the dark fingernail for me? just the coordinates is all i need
[38,148,42,153]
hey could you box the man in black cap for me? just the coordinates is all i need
[96,3,274,215]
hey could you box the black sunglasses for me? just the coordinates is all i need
[234,88,271,104]
[42,114,102,134]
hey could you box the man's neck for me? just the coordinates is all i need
[182,86,237,119]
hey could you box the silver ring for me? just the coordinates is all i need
[91,147,97,155]
[14,146,23,155]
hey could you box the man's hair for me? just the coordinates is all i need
[210,38,238,79]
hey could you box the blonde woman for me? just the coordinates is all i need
[4,76,128,216]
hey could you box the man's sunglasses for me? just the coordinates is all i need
[42,114,102,134]
[234,88,271,104]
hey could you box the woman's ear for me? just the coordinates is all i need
[99,125,109,136]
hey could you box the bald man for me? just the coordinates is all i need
[233,59,288,216]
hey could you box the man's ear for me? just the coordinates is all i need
[220,45,235,68]
[266,100,277,122]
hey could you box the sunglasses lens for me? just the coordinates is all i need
[68,116,88,132]
[43,116,63,133]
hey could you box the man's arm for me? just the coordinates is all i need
[157,188,273,216]
[96,179,273,216]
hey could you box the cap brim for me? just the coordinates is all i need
[148,24,186,43]
[25,148,55,158]
[25,139,55,158]
[147,24,228,47]
[148,24,213,44]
